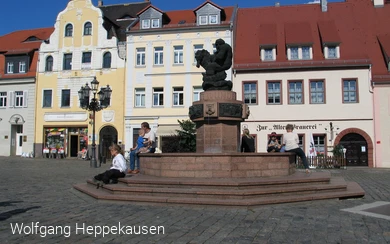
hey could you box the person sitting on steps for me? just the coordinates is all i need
[94,144,127,188]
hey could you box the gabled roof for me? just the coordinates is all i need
[193,1,223,12]
[99,1,150,41]
[137,5,165,16]
[0,27,53,79]
[234,0,390,81]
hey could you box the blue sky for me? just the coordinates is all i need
[0,0,341,36]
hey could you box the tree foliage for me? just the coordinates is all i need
[176,119,196,152]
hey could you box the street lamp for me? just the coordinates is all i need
[342,148,347,169]
[78,77,112,168]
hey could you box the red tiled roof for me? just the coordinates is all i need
[318,20,341,44]
[0,27,53,79]
[258,24,277,46]
[234,0,390,80]
[285,22,313,45]
[377,35,390,58]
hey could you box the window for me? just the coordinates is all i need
[103,52,111,68]
[288,81,303,104]
[298,134,305,150]
[243,82,257,104]
[310,80,325,104]
[141,19,150,29]
[43,90,52,108]
[193,44,203,63]
[313,135,326,155]
[136,48,145,66]
[327,46,337,58]
[84,22,92,35]
[302,46,310,59]
[199,16,208,25]
[7,62,14,74]
[151,19,160,28]
[15,91,24,107]
[153,88,164,106]
[19,61,26,73]
[154,47,163,65]
[290,47,299,60]
[263,48,274,61]
[45,56,53,72]
[343,79,358,103]
[135,88,145,107]
[82,52,92,64]
[173,87,184,106]
[193,87,202,102]
[209,15,218,24]
[63,53,72,70]
[65,24,73,37]
[61,89,70,107]
[173,46,183,64]
[267,81,281,104]
[0,92,7,107]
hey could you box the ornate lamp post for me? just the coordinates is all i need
[78,77,112,168]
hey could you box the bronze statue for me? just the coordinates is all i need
[195,38,233,91]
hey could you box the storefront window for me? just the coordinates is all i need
[79,128,88,151]
[45,128,65,150]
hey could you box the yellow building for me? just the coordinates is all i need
[124,2,236,150]
[35,0,149,159]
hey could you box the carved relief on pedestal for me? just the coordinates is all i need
[189,104,203,120]
[204,103,218,117]
[219,103,242,118]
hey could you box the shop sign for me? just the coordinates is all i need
[44,112,87,122]
[256,124,318,132]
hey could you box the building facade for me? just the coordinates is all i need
[0,28,53,156]
[234,0,376,167]
[34,0,149,158]
[124,2,236,150]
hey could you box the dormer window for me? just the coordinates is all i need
[151,19,160,28]
[199,16,208,25]
[209,15,218,24]
[327,46,337,58]
[323,45,339,59]
[287,46,313,60]
[198,15,219,25]
[260,46,276,61]
[142,19,150,29]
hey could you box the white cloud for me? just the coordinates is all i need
[307,0,321,4]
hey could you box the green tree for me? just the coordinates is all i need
[175,119,196,152]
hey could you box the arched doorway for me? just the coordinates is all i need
[99,126,118,161]
[339,133,368,166]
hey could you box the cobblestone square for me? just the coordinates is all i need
[1,156,390,243]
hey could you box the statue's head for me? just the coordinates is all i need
[215,39,225,50]
[195,49,210,68]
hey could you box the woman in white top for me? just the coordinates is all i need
[282,124,310,173]
[94,144,127,188]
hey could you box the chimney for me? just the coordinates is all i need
[321,0,327,12]
[373,0,384,7]
[98,0,103,6]
[275,2,280,7]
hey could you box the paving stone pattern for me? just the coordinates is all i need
[0,157,390,243]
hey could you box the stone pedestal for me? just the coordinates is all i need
[189,90,249,153]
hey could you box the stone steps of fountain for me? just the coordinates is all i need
[73,172,364,206]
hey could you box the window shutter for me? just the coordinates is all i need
[23,90,28,107]
[8,91,14,108]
